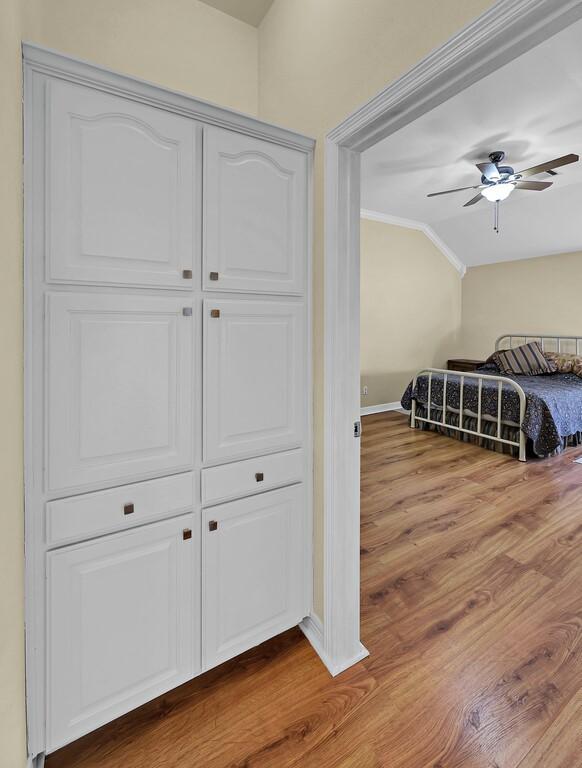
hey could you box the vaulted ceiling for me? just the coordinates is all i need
[361,17,582,268]
[198,0,274,27]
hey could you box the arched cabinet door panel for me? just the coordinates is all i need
[47,79,196,288]
[203,127,307,294]
[46,292,194,494]
[203,299,305,463]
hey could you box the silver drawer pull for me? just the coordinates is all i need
[255,472,264,482]
[123,503,134,515]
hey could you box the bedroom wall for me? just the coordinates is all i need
[0,2,27,765]
[460,250,582,359]
[258,0,494,617]
[360,219,462,407]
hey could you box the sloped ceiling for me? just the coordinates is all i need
[361,17,582,268]
[198,0,274,27]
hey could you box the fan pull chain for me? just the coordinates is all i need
[494,199,500,233]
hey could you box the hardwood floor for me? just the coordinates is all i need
[47,412,582,767]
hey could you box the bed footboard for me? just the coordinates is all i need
[410,368,527,462]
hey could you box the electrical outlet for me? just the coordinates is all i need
[362,385,368,396]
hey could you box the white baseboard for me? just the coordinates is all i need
[28,754,45,768]
[300,614,369,677]
[360,401,403,416]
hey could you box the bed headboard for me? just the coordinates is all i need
[495,334,582,354]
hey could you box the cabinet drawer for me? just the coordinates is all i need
[46,473,194,546]
[201,450,303,505]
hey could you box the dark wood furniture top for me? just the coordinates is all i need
[47,411,582,768]
[447,357,486,372]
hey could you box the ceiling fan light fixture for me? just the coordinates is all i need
[481,182,515,202]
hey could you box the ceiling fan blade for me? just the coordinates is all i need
[463,192,484,207]
[476,162,501,181]
[427,185,482,198]
[514,181,553,191]
[514,153,579,179]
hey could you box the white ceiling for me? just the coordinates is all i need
[198,0,274,27]
[361,17,582,268]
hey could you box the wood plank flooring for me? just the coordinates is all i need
[47,412,582,767]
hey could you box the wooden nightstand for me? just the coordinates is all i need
[447,358,486,372]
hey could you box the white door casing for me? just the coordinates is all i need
[203,299,304,463]
[203,126,306,294]
[202,485,307,669]
[46,513,199,751]
[46,292,194,494]
[47,79,196,289]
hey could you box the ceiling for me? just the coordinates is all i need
[198,0,274,27]
[361,17,582,269]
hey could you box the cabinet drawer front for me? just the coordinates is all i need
[203,126,306,295]
[47,513,199,752]
[46,292,194,494]
[202,485,307,670]
[46,473,194,546]
[201,450,302,505]
[203,299,305,462]
[47,79,196,288]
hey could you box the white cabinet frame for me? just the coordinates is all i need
[24,44,314,763]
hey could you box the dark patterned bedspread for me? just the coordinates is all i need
[401,370,582,457]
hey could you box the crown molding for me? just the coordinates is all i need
[360,209,466,277]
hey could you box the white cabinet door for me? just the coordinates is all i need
[47,79,195,288]
[47,513,199,752]
[47,293,193,494]
[203,127,307,294]
[203,299,304,463]
[202,486,306,669]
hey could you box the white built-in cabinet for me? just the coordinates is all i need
[25,46,313,759]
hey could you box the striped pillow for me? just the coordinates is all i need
[492,341,557,376]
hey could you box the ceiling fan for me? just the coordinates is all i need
[427,150,579,232]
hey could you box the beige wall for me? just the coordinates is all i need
[258,0,493,616]
[360,220,462,407]
[23,0,259,114]
[0,0,27,765]
[460,251,582,360]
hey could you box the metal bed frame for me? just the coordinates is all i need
[410,334,582,462]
